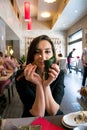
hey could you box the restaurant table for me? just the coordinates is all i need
[2,115,72,130]
[0,72,13,81]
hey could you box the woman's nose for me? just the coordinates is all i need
[39,52,46,60]
[39,55,42,58]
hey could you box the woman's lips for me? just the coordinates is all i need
[38,61,45,69]
[39,61,44,65]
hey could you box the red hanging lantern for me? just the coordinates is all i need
[27,18,32,30]
[24,2,30,21]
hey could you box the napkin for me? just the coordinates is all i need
[31,117,64,130]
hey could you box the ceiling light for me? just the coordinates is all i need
[41,12,51,18]
[44,0,56,3]
[74,10,78,13]
[63,23,66,26]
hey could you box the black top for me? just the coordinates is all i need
[15,69,65,117]
[68,51,73,58]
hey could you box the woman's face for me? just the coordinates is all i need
[34,40,53,70]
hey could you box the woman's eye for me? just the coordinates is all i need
[35,50,40,54]
[45,50,51,54]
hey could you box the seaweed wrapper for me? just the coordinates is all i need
[44,56,55,80]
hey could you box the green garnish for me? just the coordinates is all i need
[44,56,55,80]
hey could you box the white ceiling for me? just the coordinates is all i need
[53,0,87,31]
[16,0,87,31]
[5,0,87,40]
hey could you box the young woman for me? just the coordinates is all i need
[16,35,65,117]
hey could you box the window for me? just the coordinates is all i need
[68,30,82,58]
[69,30,82,42]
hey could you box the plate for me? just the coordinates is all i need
[73,125,87,130]
[61,118,74,129]
[62,111,87,128]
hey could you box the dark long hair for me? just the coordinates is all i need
[26,35,56,65]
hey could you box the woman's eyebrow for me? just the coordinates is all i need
[45,48,52,50]
[36,49,40,50]
[36,48,51,50]
[35,49,41,52]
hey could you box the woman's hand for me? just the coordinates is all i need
[43,64,60,87]
[24,64,45,117]
[83,63,87,67]
[24,64,42,86]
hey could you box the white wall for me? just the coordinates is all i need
[0,19,6,54]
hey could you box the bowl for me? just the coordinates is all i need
[73,125,87,130]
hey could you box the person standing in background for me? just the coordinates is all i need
[10,55,20,70]
[0,51,7,105]
[4,54,15,72]
[81,48,87,87]
[67,48,76,73]
[0,51,4,70]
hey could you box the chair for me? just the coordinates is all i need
[0,79,12,104]
[58,58,67,73]
[76,59,83,73]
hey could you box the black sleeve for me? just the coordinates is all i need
[45,70,65,116]
[51,70,65,105]
[15,70,36,110]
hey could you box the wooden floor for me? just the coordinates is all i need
[1,70,87,118]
